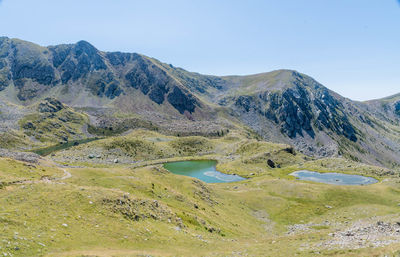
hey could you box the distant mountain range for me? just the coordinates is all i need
[0,37,399,169]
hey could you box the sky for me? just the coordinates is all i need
[0,0,399,101]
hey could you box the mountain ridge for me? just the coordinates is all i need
[0,37,400,170]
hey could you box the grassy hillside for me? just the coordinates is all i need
[0,133,400,256]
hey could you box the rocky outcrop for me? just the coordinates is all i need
[125,54,199,113]
[263,85,315,138]
[167,86,197,114]
[0,59,10,91]
[125,55,170,104]
[11,43,56,86]
[38,98,65,113]
[51,40,107,83]
[395,101,400,116]
[233,76,358,142]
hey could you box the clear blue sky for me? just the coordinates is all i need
[0,0,399,101]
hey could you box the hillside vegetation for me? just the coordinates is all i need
[0,130,400,256]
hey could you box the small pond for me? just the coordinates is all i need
[163,160,245,183]
[290,170,378,185]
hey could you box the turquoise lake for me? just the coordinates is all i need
[290,170,378,185]
[163,160,246,183]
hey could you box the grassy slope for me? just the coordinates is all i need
[1,130,400,256]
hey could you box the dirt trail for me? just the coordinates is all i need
[55,168,72,181]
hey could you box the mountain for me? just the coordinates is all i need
[0,37,399,169]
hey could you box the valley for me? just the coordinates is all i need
[0,37,400,256]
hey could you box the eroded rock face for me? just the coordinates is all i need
[233,77,357,142]
[125,54,199,113]
[395,101,400,116]
[313,88,357,142]
[263,85,315,138]
[52,40,107,83]
[0,38,202,115]
[11,44,56,86]
[0,59,10,91]
[0,38,125,101]
[106,52,133,66]
[167,86,197,114]
[125,55,169,104]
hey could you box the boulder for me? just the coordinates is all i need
[267,159,276,168]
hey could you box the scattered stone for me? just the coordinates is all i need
[153,200,159,207]
[62,223,68,227]
[316,220,400,250]
[0,149,40,163]
[325,205,333,209]
[88,154,95,159]
[114,159,119,163]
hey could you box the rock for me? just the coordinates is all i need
[267,159,275,168]
[113,159,119,163]
[23,122,36,130]
[88,154,95,159]
[345,231,354,237]
[62,223,68,227]
[153,200,159,207]
[325,205,333,209]
[249,173,255,176]
[283,147,296,155]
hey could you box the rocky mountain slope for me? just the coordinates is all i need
[0,37,399,169]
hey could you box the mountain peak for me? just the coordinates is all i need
[74,40,99,56]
